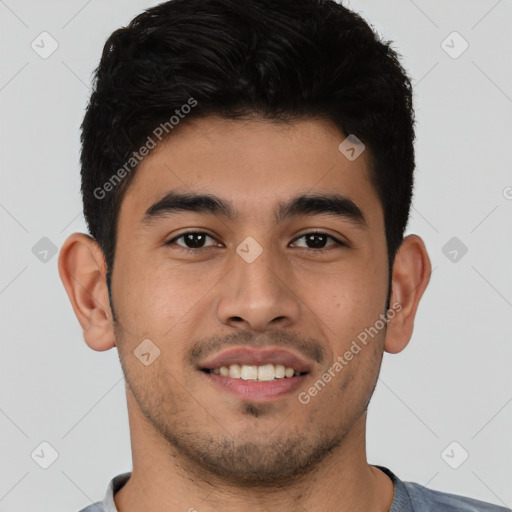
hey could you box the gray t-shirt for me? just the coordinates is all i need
[77,465,510,512]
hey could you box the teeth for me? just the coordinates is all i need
[209,363,302,381]
[285,367,296,378]
[258,364,276,381]
[229,364,241,379]
[275,364,286,378]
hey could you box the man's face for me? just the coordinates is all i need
[111,116,390,485]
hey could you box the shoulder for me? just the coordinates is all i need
[75,471,131,512]
[76,503,105,512]
[403,481,510,512]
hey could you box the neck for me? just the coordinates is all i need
[114,390,394,512]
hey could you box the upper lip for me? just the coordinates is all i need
[199,347,313,373]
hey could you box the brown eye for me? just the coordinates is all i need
[291,232,344,251]
[167,232,218,250]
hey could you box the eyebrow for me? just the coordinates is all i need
[142,190,367,227]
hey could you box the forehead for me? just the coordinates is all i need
[119,116,381,226]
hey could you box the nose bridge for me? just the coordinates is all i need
[237,243,281,296]
[216,237,300,330]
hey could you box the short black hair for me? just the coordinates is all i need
[80,0,416,298]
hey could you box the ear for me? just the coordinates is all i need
[384,234,431,354]
[58,233,116,351]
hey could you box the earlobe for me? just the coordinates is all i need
[58,233,116,351]
[384,234,431,354]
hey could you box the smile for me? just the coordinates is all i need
[203,363,308,381]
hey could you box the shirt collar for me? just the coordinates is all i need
[102,466,411,512]
[102,472,131,512]
[374,465,413,511]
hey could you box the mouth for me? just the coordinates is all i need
[198,347,312,401]
[199,368,309,402]
[201,364,308,381]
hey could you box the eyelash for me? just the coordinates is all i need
[166,231,346,254]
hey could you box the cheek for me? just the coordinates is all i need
[113,250,219,337]
[303,264,387,337]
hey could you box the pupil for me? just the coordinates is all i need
[186,233,206,248]
[307,233,326,249]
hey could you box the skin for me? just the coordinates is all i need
[59,116,431,512]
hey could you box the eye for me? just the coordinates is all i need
[166,231,220,250]
[291,231,345,251]
[166,230,346,253]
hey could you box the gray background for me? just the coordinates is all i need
[1,0,511,510]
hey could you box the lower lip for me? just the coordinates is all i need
[200,371,308,401]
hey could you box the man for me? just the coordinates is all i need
[58,0,508,511]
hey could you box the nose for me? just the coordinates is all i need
[216,243,301,332]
